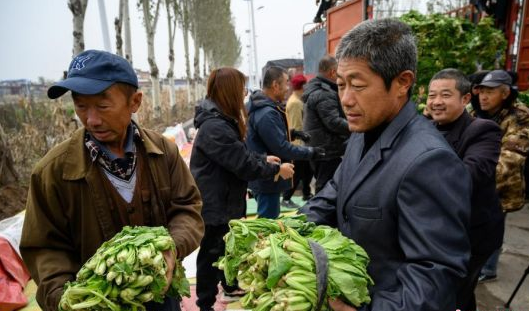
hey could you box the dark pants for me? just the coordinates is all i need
[455,252,491,311]
[315,0,334,20]
[283,160,313,200]
[254,192,281,219]
[311,158,342,194]
[196,224,238,311]
[145,297,181,311]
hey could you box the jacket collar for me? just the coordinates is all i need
[378,100,417,150]
[62,124,163,181]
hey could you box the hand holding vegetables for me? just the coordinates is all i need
[59,226,190,311]
[328,298,357,311]
[216,216,373,311]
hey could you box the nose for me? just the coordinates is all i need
[340,88,356,108]
[85,107,102,127]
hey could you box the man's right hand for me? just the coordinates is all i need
[311,147,326,159]
[279,163,295,179]
[328,298,358,311]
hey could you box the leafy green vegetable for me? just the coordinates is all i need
[216,216,373,311]
[59,226,189,311]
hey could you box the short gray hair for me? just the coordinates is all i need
[430,68,471,95]
[335,18,417,91]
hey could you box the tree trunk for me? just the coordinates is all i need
[193,36,200,104]
[0,123,19,186]
[68,0,88,56]
[141,0,162,118]
[183,20,192,106]
[114,2,123,56]
[166,0,177,111]
[123,0,133,64]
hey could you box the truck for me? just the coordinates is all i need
[303,0,529,91]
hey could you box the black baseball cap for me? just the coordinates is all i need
[478,70,512,88]
[48,50,138,99]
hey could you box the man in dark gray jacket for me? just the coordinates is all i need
[300,19,471,311]
[303,55,350,193]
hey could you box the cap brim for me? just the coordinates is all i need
[478,81,503,88]
[47,77,114,99]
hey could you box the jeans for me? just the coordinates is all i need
[481,247,501,276]
[196,224,238,311]
[254,192,281,219]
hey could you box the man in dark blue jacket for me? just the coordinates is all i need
[246,66,325,218]
[300,19,471,311]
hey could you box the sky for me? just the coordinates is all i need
[0,0,320,82]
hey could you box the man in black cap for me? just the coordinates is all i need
[20,50,204,311]
[472,69,529,283]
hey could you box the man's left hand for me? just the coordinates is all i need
[328,298,358,311]
[162,249,177,293]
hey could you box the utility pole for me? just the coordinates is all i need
[249,0,259,88]
[98,0,111,51]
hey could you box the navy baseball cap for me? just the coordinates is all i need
[478,70,512,88]
[48,50,138,99]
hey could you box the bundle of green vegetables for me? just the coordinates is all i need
[216,216,373,311]
[59,226,189,311]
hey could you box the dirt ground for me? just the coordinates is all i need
[0,183,27,221]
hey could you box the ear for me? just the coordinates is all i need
[502,88,511,100]
[395,70,415,97]
[462,92,472,105]
[130,91,142,113]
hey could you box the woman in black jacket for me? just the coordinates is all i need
[190,67,294,311]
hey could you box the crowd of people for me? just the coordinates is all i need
[18,16,529,311]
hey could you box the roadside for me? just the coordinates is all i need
[476,204,529,310]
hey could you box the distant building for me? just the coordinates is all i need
[0,79,47,99]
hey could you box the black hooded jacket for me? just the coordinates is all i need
[190,99,279,225]
[302,75,350,159]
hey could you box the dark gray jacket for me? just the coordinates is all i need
[302,75,350,159]
[300,101,471,311]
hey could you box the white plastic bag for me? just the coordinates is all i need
[163,123,188,149]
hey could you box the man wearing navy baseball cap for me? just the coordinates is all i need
[20,50,204,311]
[472,69,529,284]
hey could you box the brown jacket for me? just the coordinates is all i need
[20,125,204,311]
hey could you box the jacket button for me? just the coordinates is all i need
[126,206,135,214]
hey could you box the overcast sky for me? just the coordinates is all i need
[0,0,320,81]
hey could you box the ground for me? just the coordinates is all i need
[0,183,27,221]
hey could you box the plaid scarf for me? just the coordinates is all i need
[85,124,141,180]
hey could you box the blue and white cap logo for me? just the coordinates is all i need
[70,55,92,71]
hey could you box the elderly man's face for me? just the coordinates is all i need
[73,84,142,154]
[479,86,509,115]
[337,58,411,132]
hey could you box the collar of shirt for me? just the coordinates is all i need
[85,123,140,163]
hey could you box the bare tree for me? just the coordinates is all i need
[123,0,133,64]
[115,1,124,56]
[165,0,179,111]
[68,0,89,56]
[176,0,192,105]
[139,0,162,117]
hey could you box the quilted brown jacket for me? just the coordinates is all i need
[20,125,204,311]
